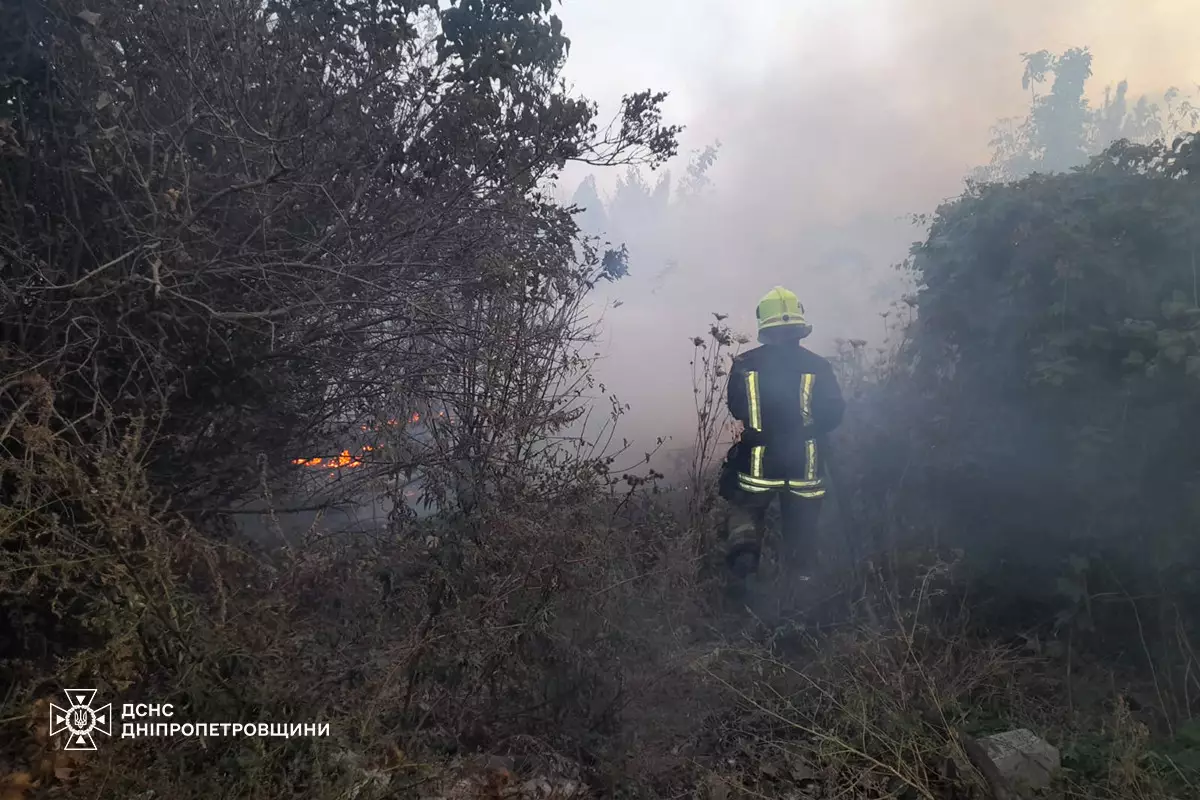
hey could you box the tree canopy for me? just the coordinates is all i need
[0,0,680,514]
[974,47,1199,181]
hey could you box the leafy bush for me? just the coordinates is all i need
[0,0,677,515]
[829,133,1200,745]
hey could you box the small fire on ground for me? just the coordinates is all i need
[291,412,446,469]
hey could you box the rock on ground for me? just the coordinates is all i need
[979,728,1060,793]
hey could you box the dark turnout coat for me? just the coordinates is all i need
[722,343,846,499]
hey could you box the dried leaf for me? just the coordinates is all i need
[0,772,35,800]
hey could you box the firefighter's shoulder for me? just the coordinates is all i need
[796,344,834,369]
[732,345,764,365]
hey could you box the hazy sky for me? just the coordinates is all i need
[558,0,1200,193]
[550,0,1200,462]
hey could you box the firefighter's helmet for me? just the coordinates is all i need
[755,286,812,341]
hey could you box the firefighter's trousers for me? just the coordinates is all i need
[724,488,822,577]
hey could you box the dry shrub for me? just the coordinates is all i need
[673,548,1200,800]
[0,383,370,796]
[684,559,1027,800]
[0,378,719,798]
[0,378,228,696]
[5,351,1195,799]
[2,380,1194,800]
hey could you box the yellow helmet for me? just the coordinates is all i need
[755,286,812,340]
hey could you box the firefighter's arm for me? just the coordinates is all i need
[810,360,846,435]
[726,356,749,423]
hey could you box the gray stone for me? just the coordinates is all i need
[979,728,1060,792]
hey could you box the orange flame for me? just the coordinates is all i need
[292,412,451,470]
[291,447,370,469]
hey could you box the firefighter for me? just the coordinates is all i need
[719,286,845,589]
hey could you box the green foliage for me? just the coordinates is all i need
[976,47,1199,181]
[828,120,1200,772]
[912,133,1200,487]
[824,133,1200,736]
[1148,718,1200,778]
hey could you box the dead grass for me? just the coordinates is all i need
[1,394,1197,799]
[672,552,1199,800]
[0,399,712,798]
